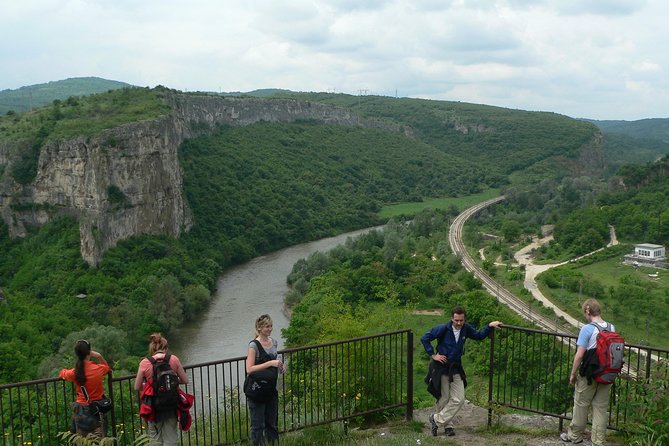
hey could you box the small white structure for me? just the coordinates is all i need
[624,243,667,269]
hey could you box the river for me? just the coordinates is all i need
[173,226,383,366]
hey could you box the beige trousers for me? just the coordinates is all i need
[433,373,465,428]
[148,416,179,446]
[567,375,611,446]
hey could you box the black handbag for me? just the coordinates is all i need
[81,385,113,415]
[90,396,113,415]
[243,340,278,403]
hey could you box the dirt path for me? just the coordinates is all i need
[513,226,619,331]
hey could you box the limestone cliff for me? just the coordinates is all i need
[0,94,402,265]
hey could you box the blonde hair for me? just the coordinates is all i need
[254,314,273,337]
[148,332,168,355]
[582,298,601,316]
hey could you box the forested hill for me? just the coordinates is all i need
[587,117,669,141]
[268,92,601,175]
[583,118,669,171]
[0,77,132,115]
[0,87,601,382]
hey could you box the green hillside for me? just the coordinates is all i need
[0,77,133,115]
[268,92,598,175]
[180,122,501,266]
[588,117,669,141]
[582,118,669,171]
[0,87,601,382]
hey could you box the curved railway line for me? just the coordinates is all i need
[448,195,577,335]
[448,197,669,381]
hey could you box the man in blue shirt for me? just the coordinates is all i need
[421,306,502,436]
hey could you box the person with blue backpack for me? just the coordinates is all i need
[561,298,622,446]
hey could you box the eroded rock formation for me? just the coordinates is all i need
[0,95,402,265]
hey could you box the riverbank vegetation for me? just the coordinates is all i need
[283,208,537,409]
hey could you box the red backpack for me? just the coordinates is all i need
[588,322,625,384]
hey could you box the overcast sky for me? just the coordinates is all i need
[2,0,667,120]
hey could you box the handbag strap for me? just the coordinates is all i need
[252,339,272,363]
[80,385,90,403]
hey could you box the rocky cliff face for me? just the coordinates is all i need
[572,131,607,177]
[0,95,403,265]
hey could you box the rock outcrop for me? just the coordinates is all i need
[0,94,402,265]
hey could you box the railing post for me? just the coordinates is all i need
[107,371,118,444]
[488,328,495,427]
[406,330,414,421]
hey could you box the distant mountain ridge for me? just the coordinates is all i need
[585,117,669,141]
[0,77,133,114]
[583,118,669,169]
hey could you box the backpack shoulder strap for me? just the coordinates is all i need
[163,353,171,363]
[147,355,161,384]
[590,322,611,332]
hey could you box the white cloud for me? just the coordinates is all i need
[0,0,667,119]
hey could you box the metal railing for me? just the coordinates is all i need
[488,325,669,431]
[1,330,413,445]
[4,325,667,445]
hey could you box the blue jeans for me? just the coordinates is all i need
[248,393,279,445]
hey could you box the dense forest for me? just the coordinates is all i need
[270,92,598,175]
[0,83,665,385]
[180,121,502,266]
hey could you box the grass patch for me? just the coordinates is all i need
[378,189,501,219]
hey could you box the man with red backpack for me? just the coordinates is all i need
[561,298,623,446]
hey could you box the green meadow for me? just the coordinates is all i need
[378,189,501,219]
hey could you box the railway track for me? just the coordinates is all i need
[448,197,669,381]
[448,196,576,335]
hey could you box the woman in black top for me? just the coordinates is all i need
[245,314,284,445]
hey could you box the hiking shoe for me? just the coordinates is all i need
[428,414,438,437]
[444,427,456,436]
[560,432,583,443]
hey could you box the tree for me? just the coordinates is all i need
[38,324,128,378]
[150,275,184,334]
[501,220,522,242]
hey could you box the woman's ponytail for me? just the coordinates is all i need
[74,340,91,385]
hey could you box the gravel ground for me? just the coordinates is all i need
[411,400,623,446]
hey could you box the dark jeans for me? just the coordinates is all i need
[248,393,279,445]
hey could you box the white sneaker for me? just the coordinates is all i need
[560,432,583,443]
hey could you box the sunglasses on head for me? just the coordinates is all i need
[77,339,90,347]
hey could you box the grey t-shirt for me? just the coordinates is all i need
[249,338,278,360]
